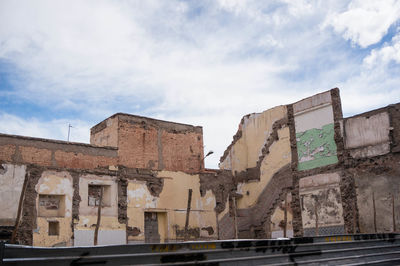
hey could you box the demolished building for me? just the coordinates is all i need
[0,88,399,246]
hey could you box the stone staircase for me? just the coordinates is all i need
[219,164,292,239]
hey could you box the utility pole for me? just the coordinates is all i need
[67,124,73,142]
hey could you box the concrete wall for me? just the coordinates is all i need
[354,163,400,233]
[345,111,390,158]
[299,172,344,236]
[0,164,26,226]
[294,91,338,171]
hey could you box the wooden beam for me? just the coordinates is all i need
[393,194,396,232]
[184,189,193,241]
[315,204,319,236]
[94,186,103,246]
[233,196,238,239]
[373,192,377,233]
[284,194,287,238]
[11,172,29,244]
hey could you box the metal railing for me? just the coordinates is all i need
[1,233,400,265]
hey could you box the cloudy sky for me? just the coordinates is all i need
[1,0,400,168]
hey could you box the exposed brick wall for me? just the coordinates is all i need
[91,113,204,173]
[20,146,52,167]
[54,150,117,169]
[118,121,159,169]
[0,144,15,162]
[90,116,119,148]
[161,131,203,172]
[0,134,118,170]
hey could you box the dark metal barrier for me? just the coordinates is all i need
[1,233,400,265]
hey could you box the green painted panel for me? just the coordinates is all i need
[296,123,338,171]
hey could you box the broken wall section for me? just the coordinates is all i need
[290,89,346,237]
[126,170,217,243]
[218,105,293,239]
[219,106,287,173]
[293,90,338,171]
[344,103,400,234]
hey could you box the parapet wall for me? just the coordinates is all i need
[0,133,118,169]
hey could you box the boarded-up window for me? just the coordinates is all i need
[88,185,111,207]
[38,195,65,217]
[48,221,59,236]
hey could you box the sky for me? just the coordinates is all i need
[1,0,400,169]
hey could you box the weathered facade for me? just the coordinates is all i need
[1,89,399,247]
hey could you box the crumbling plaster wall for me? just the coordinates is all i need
[33,171,73,247]
[299,172,344,236]
[219,105,287,173]
[217,105,293,239]
[75,174,126,245]
[127,171,217,243]
[345,111,391,159]
[270,192,293,238]
[294,91,338,171]
[236,126,291,208]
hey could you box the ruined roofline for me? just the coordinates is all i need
[91,112,203,135]
[291,88,338,112]
[0,132,118,151]
[219,88,338,164]
[343,102,400,120]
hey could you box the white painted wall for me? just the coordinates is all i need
[294,104,334,133]
[0,164,26,225]
[345,112,390,149]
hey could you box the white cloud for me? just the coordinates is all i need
[0,113,91,143]
[0,0,400,168]
[324,0,400,48]
[364,32,400,67]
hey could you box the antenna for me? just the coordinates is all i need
[67,123,73,142]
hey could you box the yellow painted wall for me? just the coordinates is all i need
[33,171,73,247]
[127,171,217,242]
[220,106,287,173]
[236,127,291,208]
[270,192,293,238]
